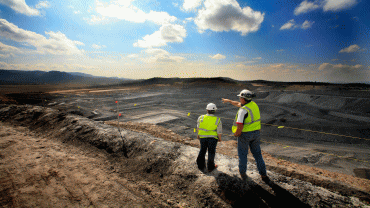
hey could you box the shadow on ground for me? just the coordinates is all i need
[211,171,311,208]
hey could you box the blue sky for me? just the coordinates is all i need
[0,0,369,83]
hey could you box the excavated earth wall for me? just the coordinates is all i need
[0,104,369,207]
[263,91,370,116]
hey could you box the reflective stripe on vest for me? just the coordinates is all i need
[198,115,220,138]
[232,101,261,133]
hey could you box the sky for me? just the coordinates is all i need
[0,0,369,83]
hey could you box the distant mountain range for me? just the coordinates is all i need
[1,70,369,88]
[0,69,133,86]
[126,77,370,88]
[134,77,238,85]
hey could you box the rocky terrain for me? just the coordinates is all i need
[0,104,369,207]
[1,79,370,207]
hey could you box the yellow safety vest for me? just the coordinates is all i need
[198,115,220,139]
[232,101,261,133]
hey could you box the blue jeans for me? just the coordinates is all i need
[197,137,218,170]
[237,131,266,176]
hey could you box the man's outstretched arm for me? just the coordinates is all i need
[222,98,241,107]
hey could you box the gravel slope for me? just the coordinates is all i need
[0,104,369,207]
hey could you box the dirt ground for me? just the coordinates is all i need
[0,122,175,207]
[38,83,370,180]
[105,121,370,193]
[0,105,369,207]
[1,81,370,207]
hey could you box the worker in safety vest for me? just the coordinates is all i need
[196,103,222,172]
[222,90,269,182]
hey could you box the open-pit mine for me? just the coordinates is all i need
[1,78,369,207]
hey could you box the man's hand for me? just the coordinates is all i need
[234,132,241,137]
[222,98,230,103]
[222,98,241,107]
[234,123,243,137]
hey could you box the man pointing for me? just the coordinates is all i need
[222,90,269,182]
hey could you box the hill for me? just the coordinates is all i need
[123,77,370,88]
[0,69,132,86]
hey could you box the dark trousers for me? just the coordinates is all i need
[196,137,218,171]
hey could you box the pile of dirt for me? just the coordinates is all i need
[1,104,369,207]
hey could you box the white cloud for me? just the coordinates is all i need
[134,24,186,48]
[301,20,315,29]
[0,19,84,55]
[134,31,166,48]
[235,55,245,59]
[161,24,187,42]
[36,1,51,9]
[245,60,256,64]
[92,44,106,49]
[145,48,169,55]
[155,55,185,63]
[276,49,284,52]
[182,0,203,11]
[84,15,108,24]
[317,62,367,82]
[294,0,320,15]
[127,54,139,58]
[270,63,285,69]
[94,0,176,25]
[95,0,146,23]
[253,57,262,60]
[74,10,81,14]
[209,54,226,59]
[144,48,184,63]
[0,53,14,58]
[0,62,101,72]
[194,0,264,36]
[235,63,246,68]
[147,11,177,25]
[323,0,357,12]
[294,0,358,15]
[183,17,194,24]
[0,41,21,53]
[0,0,40,16]
[318,63,363,70]
[280,19,314,30]
[339,44,361,53]
[280,19,297,30]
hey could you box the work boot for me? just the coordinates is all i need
[208,164,218,172]
[240,173,248,181]
[261,175,270,183]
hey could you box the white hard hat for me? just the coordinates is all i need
[237,89,255,100]
[206,103,217,110]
